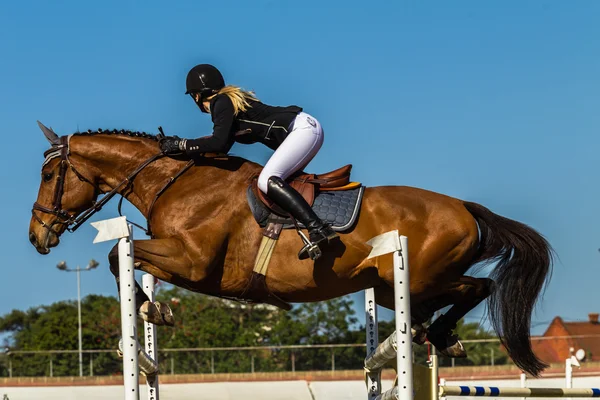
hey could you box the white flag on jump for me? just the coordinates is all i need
[91,216,131,243]
[366,230,401,259]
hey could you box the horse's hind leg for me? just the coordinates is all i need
[374,276,494,358]
[426,276,495,358]
[373,286,428,345]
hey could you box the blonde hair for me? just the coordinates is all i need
[208,85,259,115]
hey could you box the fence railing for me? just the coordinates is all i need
[0,343,368,377]
[1,334,597,378]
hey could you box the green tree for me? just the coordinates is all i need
[153,287,361,373]
[153,285,291,373]
[0,295,122,377]
[263,296,359,371]
[0,281,508,377]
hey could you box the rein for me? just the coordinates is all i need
[32,134,194,238]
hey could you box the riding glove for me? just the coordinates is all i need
[159,136,186,155]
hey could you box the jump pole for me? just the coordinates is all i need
[364,232,413,400]
[440,382,600,398]
[92,216,159,400]
[429,352,600,398]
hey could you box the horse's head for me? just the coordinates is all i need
[29,121,99,254]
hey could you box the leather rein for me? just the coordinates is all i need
[32,135,194,238]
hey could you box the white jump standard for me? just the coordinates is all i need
[362,230,600,400]
[92,216,160,400]
[143,273,160,400]
[364,232,413,400]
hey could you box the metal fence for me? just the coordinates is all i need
[1,334,597,378]
[0,343,368,377]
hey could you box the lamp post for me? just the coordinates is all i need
[56,259,99,377]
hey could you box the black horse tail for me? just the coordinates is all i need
[463,201,554,377]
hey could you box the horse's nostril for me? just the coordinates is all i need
[29,232,38,246]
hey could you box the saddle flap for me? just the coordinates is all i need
[290,175,316,206]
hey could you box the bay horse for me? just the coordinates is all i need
[28,122,553,377]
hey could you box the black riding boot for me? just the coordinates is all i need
[266,176,339,260]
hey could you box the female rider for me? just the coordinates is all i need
[159,64,338,260]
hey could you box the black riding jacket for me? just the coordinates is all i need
[184,94,302,154]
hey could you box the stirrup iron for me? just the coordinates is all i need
[296,228,322,261]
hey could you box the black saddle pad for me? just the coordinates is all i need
[246,185,365,232]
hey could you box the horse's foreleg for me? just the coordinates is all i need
[108,244,152,318]
[108,237,193,327]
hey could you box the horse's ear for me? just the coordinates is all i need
[37,120,60,145]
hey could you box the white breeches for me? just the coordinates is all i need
[257,112,324,193]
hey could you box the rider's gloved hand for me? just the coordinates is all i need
[159,136,186,155]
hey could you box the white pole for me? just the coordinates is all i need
[521,371,527,400]
[395,235,413,400]
[77,267,83,377]
[363,232,414,400]
[365,287,380,400]
[143,273,160,400]
[432,354,440,400]
[566,357,573,388]
[118,224,139,400]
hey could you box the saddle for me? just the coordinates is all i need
[242,163,363,311]
[250,164,361,216]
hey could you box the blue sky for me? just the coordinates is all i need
[1,0,599,340]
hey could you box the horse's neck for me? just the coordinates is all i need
[68,134,257,217]
[69,134,185,215]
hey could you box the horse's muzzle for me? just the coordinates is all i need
[29,231,37,247]
[28,230,54,255]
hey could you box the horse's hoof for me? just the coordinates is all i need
[427,332,467,358]
[412,324,428,345]
[139,301,175,327]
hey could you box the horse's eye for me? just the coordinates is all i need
[43,173,53,182]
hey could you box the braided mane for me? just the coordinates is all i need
[41,126,162,168]
[72,128,160,142]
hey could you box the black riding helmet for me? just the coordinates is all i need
[185,64,225,113]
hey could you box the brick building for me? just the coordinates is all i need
[532,313,600,364]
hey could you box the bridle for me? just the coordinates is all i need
[31,136,74,234]
[31,133,192,238]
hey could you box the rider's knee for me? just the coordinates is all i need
[258,172,281,193]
